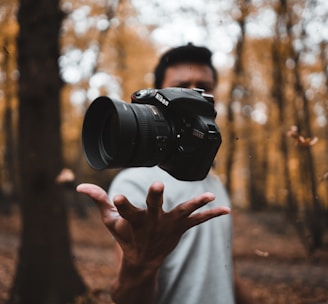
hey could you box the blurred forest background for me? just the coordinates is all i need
[0,0,327,303]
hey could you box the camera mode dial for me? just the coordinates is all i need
[133,89,156,100]
[192,88,215,105]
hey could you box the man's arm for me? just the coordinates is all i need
[77,182,230,304]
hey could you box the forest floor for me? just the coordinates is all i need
[0,205,328,304]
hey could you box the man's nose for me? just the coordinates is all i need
[187,83,197,90]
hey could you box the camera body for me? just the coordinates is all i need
[82,87,222,181]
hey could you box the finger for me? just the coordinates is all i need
[76,183,111,207]
[186,206,231,229]
[145,182,164,216]
[113,194,144,225]
[76,183,118,225]
[177,192,216,217]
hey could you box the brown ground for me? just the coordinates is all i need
[0,206,327,304]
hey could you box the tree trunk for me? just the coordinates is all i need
[292,55,323,251]
[225,1,248,195]
[282,0,323,253]
[247,135,268,211]
[9,0,86,303]
[1,25,18,214]
[271,1,297,216]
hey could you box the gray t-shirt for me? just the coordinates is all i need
[108,166,235,304]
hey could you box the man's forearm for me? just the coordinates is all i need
[110,259,160,304]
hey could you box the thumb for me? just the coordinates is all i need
[76,183,111,209]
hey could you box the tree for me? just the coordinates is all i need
[270,0,297,215]
[9,0,86,302]
[270,0,324,253]
[225,0,249,196]
[0,0,19,213]
[286,3,323,252]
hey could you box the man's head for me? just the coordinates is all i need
[153,43,218,94]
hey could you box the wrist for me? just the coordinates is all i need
[110,258,160,304]
[121,256,161,276]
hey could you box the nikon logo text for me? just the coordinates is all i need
[155,93,169,106]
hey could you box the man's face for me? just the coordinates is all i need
[161,63,216,94]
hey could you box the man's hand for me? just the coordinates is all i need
[76,182,230,304]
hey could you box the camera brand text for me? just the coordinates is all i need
[155,93,169,106]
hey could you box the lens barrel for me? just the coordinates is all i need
[82,96,172,170]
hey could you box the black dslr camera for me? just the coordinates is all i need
[82,87,222,181]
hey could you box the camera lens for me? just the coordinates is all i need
[82,96,173,170]
[98,111,119,162]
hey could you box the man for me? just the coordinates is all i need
[77,44,252,303]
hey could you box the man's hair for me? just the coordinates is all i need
[153,43,218,89]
